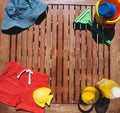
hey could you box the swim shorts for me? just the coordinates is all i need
[0,61,49,113]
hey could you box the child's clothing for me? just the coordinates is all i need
[0,61,49,113]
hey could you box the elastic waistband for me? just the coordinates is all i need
[7,61,48,76]
[7,61,26,70]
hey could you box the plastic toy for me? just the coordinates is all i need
[95,0,120,26]
[96,78,120,99]
[81,86,100,104]
[73,7,111,45]
[33,87,54,108]
[98,2,116,18]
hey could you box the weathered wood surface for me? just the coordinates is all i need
[0,0,120,113]
[41,0,96,5]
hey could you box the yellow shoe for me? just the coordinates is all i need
[96,79,120,99]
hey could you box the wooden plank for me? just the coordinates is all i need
[86,31,93,86]
[0,102,115,113]
[45,5,51,75]
[27,26,34,69]
[81,6,87,90]
[69,5,75,103]
[10,35,16,61]
[74,5,81,103]
[0,103,97,113]
[42,0,97,5]
[39,18,46,73]
[0,103,30,113]
[115,98,120,113]
[110,21,120,112]
[21,30,28,67]
[86,7,93,86]
[45,104,82,113]
[51,5,57,103]
[107,99,118,113]
[16,33,22,64]
[63,5,69,103]
[0,33,10,73]
[91,6,99,85]
[110,22,120,82]
[33,25,39,71]
[98,26,104,81]
[0,1,10,73]
[45,104,97,113]
[56,5,63,103]
[92,36,99,85]
[104,44,110,78]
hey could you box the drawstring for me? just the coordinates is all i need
[17,69,33,85]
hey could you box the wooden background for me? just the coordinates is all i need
[0,0,120,113]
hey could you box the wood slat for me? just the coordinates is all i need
[74,5,81,103]
[110,21,120,112]
[21,30,28,66]
[10,35,17,61]
[69,5,75,103]
[0,102,117,113]
[92,39,99,85]
[45,5,51,75]
[63,5,69,103]
[45,104,99,113]
[98,32,104,81]
[51,5,57,103]
[33,25,39,71]
[86,7,93,86]
[45,104,85,113]
[56,5,63,103]
[0,103,30,113]
[0,33,10,72]
[104,44,110,79]
[42,0,97,5]
[16,33,22,64]
[27,26,34,69]
[86,30,93,86]
[92,6,99,85]
[81,6,87,90]
[39,18,46,73]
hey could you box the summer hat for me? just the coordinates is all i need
[1,0,48,30]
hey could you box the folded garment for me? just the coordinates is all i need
[0,61,49,113]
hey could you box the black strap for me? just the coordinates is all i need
[78,94,93,113]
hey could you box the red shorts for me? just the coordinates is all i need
[0,61,49,113]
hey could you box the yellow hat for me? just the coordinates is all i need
[81,86,99,104]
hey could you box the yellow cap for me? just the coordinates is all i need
[81,86,99,104]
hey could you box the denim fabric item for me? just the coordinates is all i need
[1,0,48,30]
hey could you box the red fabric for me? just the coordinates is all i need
[0,61,49,113]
